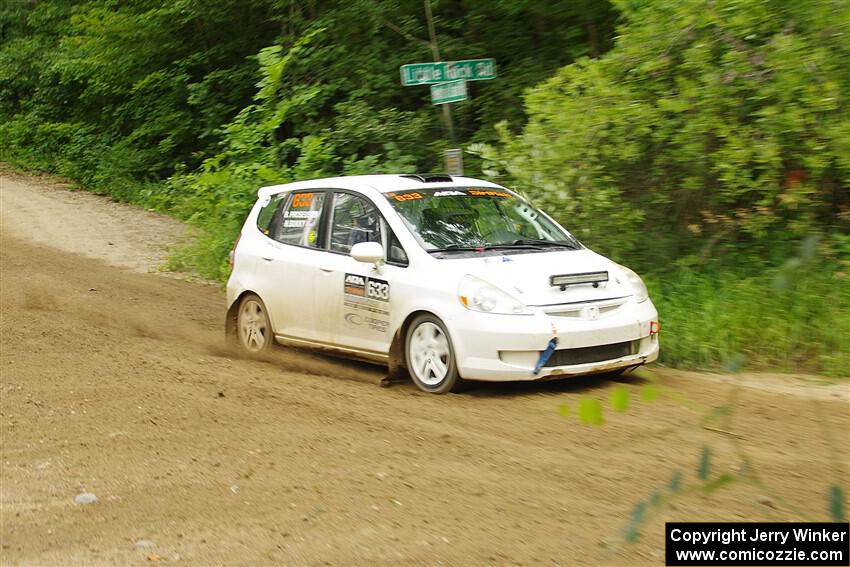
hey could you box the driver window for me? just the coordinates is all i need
[329,193,382,254]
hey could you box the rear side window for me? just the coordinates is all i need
[256,194,286,236]
[274,191,326,248]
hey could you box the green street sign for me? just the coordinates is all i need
[430,80,467,105]
[401,59,496,86]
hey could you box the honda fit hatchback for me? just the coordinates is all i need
[226,174,659,393]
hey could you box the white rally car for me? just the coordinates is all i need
[226,174,659,393]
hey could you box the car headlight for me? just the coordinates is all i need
[458,275,532,315]
[617,264,649,303]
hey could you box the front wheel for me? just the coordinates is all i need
[237,294,273,356]
[405,314,463,394]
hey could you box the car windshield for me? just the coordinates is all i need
[384,187,580,253]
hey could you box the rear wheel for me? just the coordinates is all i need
[405,314,463,394]
[237,294,273,355]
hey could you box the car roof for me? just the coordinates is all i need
[257,174,504,198]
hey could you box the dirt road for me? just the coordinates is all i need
[1,167,848,566]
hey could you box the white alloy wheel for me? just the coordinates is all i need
[405,315,462,393]
[238,294,272,355]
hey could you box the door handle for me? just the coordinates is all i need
[261,257,274,262]
[319,267,334,273]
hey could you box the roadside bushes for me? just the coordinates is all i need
[472,0,850,376]
[476,0,850,268]
[648,264,850,377]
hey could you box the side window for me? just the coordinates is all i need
[386,224,409,266]
[329,193,382,254]
[256,193,286,236]
[275,191,326,248]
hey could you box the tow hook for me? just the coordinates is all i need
[533,323,560,375]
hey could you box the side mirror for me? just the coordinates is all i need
[350,241,384,265]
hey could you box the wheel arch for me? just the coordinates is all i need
[225,290,265,344]
[388,309,441,378]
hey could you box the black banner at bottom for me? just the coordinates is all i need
[666,523,849,566]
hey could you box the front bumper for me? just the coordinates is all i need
[448,298,659,382]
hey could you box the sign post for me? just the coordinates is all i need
[399,57,495,176]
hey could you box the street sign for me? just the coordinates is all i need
[401,58,496,86]
[430,80,467,105]
[445,148,463,175]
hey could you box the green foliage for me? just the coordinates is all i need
[649,262,850,376]
[622,473,684,544]
[597,371,844,549]
[609,386,630,412]
[703,473,734,495]
[829,485,846,523]
[470,0,850,377]
[2,0,619,280]
[668,471,682,493]
[578,397,604,425]
[480,0,850,265]
[623,500,647,543]
[2,0,615,179]
[640,384,659,402]
[560,373,659,426]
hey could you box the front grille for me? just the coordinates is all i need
[546,303,625,318]
[543,340,638,367]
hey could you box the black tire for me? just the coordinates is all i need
[236,293,274,356]
[404,314,464,394]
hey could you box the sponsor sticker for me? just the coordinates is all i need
[386,189,513,203]
[344,273,367,297]
[343,273,390,332]
[344,312,364,326]
[292,192,315,208]
[468,189,511,198]
[281,209,320,229]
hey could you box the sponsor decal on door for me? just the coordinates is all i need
[343,273,390,333]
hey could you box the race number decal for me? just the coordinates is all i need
[367,278,390,301]
[343,273,390,333]
[386,191,423,202]
[292,192,315,208]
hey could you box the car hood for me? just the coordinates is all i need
[445,249,633,306]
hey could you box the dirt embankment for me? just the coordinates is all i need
[1,167,848,566]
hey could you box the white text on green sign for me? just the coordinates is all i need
[401,59,496,86]
[431,80,467,105]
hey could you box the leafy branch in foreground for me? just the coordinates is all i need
[558,367,848,555]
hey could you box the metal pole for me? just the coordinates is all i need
[424,0,456,146]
